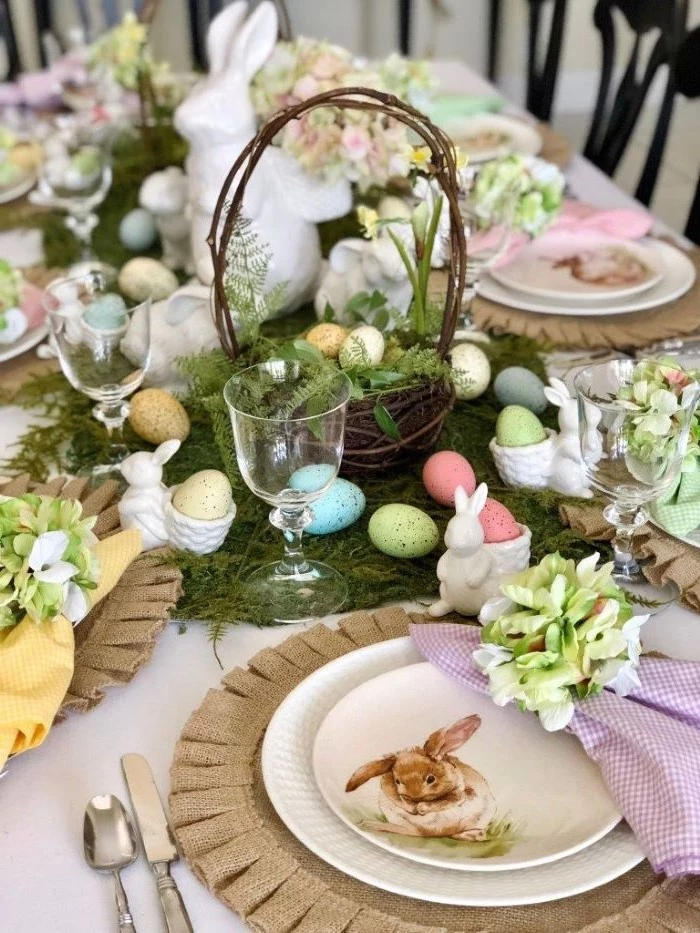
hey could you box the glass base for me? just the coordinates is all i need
[612,568,678,615]
[77,463,127,492]
[241,560,348,624]
[66,258,118,279]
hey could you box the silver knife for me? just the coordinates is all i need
[121,754,194,933]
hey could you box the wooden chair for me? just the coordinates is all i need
[583,0,689,207]
[674,23,700,244]
[188,0,292,70]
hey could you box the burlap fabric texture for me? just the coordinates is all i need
[169,607,700,933]
[0,475,182,717]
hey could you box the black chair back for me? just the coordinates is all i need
[583,0,688,206]
[675,24,700,244]
[525,0,568,122]
[0,0,20,79]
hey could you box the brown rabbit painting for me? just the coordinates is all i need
[344,714,519,857]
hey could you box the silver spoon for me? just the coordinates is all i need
[84,794,139,931]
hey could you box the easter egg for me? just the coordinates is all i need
[118,257,178,303]
[289,464,336,494]
[84,293,127,330]
[423,451,476,506]
[480,498,521,543]
[450,342,491,400]
[119,207,157,252]
[378,195,412,221]
[495,405,547,448]
[128,388,190,444]
[494,366,547,414]
[339,325,385,370]
[306,478,366,535]
[368,504,439,559]
[172,470,233,520]
[70,147,100,178]
[306,323,349,359]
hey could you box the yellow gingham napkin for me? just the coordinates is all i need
[0,529,142,769]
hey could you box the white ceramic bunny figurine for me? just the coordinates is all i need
[118,439,181,550]
[429,483,531,618]
[174,0,352,305]
[139,167,193,273]
[542,377,596,498]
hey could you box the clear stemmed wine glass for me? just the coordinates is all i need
[224,360,352,624]
[33,120,115,277]
[575,359,700,608]
[45,269,151,483]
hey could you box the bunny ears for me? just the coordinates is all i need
[543,377,572,409]
[454,483,488,516]
[206,0,278,79]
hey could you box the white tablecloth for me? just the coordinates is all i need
[1,62,697,932]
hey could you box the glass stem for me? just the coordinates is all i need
[93,401,129,464]
[66,210,98,261]
[270,507,312,577]
[458,260,482,330]
[604,502,647,579]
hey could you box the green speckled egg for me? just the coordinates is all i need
[368,504,439,559]
[494,366,547,414]
[496,405,547,448]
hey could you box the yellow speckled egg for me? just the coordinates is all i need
[306,323,349,359]
[128,388,190,444]
[118,257,178,302]
[172,470,233,520]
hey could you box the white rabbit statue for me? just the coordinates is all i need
[173,0,352,306]
[429,484,531,618]
[543,377,600,498]
[139,167,194,273]
[118,439,181,550]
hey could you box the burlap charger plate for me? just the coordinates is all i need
[0,474,182,717]
[169,607,700,933]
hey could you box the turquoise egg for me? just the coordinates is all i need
[368,504,439,558]
[119,207,157,252]
[289,464,336,494]
[306,478,366,535]
[494,366,547,414]
[84,293,128,330]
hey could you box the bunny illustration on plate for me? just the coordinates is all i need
[428,484,531,618]
[174,0,352,304]
[345,714,497,841]
[118,439,181,550]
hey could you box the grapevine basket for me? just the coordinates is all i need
[208,87,466,474]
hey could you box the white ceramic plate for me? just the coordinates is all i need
[479,240,695,317]
[443,113,542,163]
[491,234,663,301]
[312,660,619,872]
[0,321,49,363]
[261,638,644,906]
[0,169,36,205]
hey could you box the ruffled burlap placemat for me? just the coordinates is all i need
[169,606,700,933]
[560,500,700,613]
[0,474,182,717]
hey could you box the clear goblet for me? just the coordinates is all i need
[45,269,151,483]
[33,121,114,277]
[575,359,700,607]
[224,360,352,624]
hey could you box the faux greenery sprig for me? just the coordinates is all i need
[0,494,99,628]
[474,552,646,731]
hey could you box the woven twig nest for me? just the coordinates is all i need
[0,474,182,719]
[209,87,466,473]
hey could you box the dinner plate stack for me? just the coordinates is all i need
[261,637,644,907]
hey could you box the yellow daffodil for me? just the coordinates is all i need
[410,146,432,170]
[356,205,380,239]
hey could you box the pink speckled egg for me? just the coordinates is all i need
[480,498,521,543]
[422,451,476,507]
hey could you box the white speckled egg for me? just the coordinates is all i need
[119,208,157,252]
[306,479,366,535]
[494,366,547,414]
[339,325,385,370]
[450,342,491,400]
[172,470,233,520]
[368,504,439,559]
[118,257,178,302]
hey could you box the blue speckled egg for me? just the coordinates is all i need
[289,464,336,494]
[494,366,548,414]
[306,478,366,535]
[119,207,157,252]
[84,293,128,330]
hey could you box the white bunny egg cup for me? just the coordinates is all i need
[165,487,236,555]
[490,377,599,499]
[429,483,531,618]
[173,0,352,303]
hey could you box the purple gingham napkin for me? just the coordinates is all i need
[410,621,700,876]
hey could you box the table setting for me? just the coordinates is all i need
[3,2,700,931]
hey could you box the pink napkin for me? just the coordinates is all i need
[20,284,47,328]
